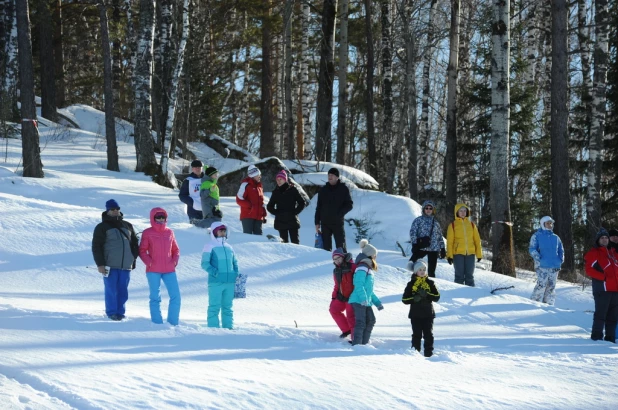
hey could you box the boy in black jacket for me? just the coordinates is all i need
[402,260,440,357]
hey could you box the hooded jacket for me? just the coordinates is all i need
[201,222,239,284]
[331,253,356,302]
[348,255,382,308]
[267,182,306,231]
[402,274,440,319]
[528,218,564,269]
[584,233,618,292]
[409,200,445,252]
[446,203,483,259]
[138,208,180,274]
[236,176,267,220]
[92,211,139,270]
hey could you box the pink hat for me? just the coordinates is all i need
[276,170,288,181]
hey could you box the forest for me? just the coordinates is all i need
[1,0,617,280]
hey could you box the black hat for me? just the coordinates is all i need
[596,228,610,246]
[328,167,340,178]
[191,159,203,168]
[205,166,218,176]
[609,229,618,237]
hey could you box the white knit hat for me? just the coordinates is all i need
[359,239,378,258]
[413,260,428,277]
[248,164,261,178]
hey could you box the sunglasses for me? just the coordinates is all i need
[154,215,166,220]
[109,207,120,211]
[424,207,433,210]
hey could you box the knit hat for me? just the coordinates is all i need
[332,248,346,259]
[609,229,618,237]
[248,165,261,178]
[328,167,340,178]
[422,200,436,215]
[191,159,203,168]
[276,170,288,181]
[105,199,120,211]
[359,239,378,258]
[540,216,554,230]
[205,166,218,177]
[596,228,610,246]
[413,260,428,277]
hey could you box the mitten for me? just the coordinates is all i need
[592,261,604,273]
[262,218,267,224]
[477,258,482,263]
[440,249,446,259]
[377,304,384,311]
[447,258,453,265]
[212,207,223,218]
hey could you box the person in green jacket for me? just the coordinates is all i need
[197,166,222,229]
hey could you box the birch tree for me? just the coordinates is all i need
[381,0,394,192]
[260,2,275,158]
[16,0,43,177]
[2,0,19,120]
[284,0,294,159]
[587,0,609,242]
[300,1,312,159]
[133,0,156,173]
[336,0,349,165]
[404,0,418,199]
[52,0,65,108]
[490,0,514,276]
[444,0,459,219]
[577,0,592,134]
[364,0,377,178]
[159,0,189,187]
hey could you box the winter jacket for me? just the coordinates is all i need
[199,174,220,218]
[446,203,483,259]
[314,180,353,226]
[402,275,440,319]
[139,208,180,273]
[409,200,445,252]
[348,257,382,308]
[201,222,239,284]
[584,245,618,292]
[267,182,306,231]
[236,176,267,220]
[179,172,205,219]
[529,228,564,269]
[92,211,139,270]
[331,254,356,302]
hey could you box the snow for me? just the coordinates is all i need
[1,112,617,409]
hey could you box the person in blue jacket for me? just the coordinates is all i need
[348,239,384,345]
[201,222,239,328]
[529,216,564,305]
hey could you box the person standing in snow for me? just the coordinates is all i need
[584,228,618,343]
[201,222,240,329]
[197,166,223,228]
[92,199,139,321]
[139,208,181,326]
[314,168,353,252]
[329,248,357,340]
[349,239,383,345]
[528,216,564,305]
[178,159,205,224]
[237,165,267,235]
[409,200,446,277]
[402,260,440,357]
[266,170,306,244]
[608,229,618,252]
[446,203,482,287]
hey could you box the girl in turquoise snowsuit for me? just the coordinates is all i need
[201,222,239,328]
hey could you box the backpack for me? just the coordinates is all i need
[339,263,356,300]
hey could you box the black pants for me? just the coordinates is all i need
[322,223,346,252]
[241,218,263,235]
[278,229,299,244]
[410,250,438,278]
[411,317,434,357]
[591,291,618,342]
[351,303,376,345]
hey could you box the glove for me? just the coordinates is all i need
[477,258,482,263]
[212,207,223,218]
[377,305,384,311]
[440,249,446,259]
[592,261,604,273]
[447,258,453,265]
[262,218,267,224]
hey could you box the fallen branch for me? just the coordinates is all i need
[490,285,514,294]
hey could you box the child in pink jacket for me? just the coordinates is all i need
[139,207,181,325]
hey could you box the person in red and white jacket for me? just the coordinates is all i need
[236,165,267,235]
[584,228,618,342]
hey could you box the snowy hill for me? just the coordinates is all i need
[1,109,617,409]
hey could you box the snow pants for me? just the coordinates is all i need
[453,254,476,286]
[351,303,376,345]
[591,291,618,343]
[530,267,559,305]
[208,282,235,329]
[104,269,130,318]
[278,229,300,244]
[329,299,355,336]
[147,272,181,325]
[241,218,263,235]
[411,317,434,357]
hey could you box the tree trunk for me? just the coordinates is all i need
[381,0,393,193]
[37,0,57,122]
[314,0,337,162]
[577,0,592,134]
[551,0,575,275]
[284,0,294,159]
[335,0,349,165]
[2,0,19,121]
[99,1,119,172]
[490,0,515,276]
[587,0,609,243]
[404,0,418,199]
[445,0,459,220]
[300,1,311,159]
[51,0,65,108]
[112,0,122,112]
[237,11,250,150]
[153,0,173,153]
[16,0,43,177]
[133,0,156,173]
[260,2,275,158]
[124,0,137,119]
[364,0,376,179]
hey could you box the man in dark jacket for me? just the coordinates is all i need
[178,159,205,224]
[314,168,353,252]
[609,229,618,252]
[92,199,139,321]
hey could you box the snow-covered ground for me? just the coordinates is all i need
[1,109,617,409]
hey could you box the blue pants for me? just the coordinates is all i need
[351,303,376,345]
[453,254,476,286]
[147,272,181,325]
[208,282,235,328]
[104,269,130,317]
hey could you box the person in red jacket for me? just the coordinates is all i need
[139,208,181,325]
[236,164,267,235]
[329,248,356,339]
[584,228,618,342]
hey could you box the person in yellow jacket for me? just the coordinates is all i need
[446,203,483,286]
